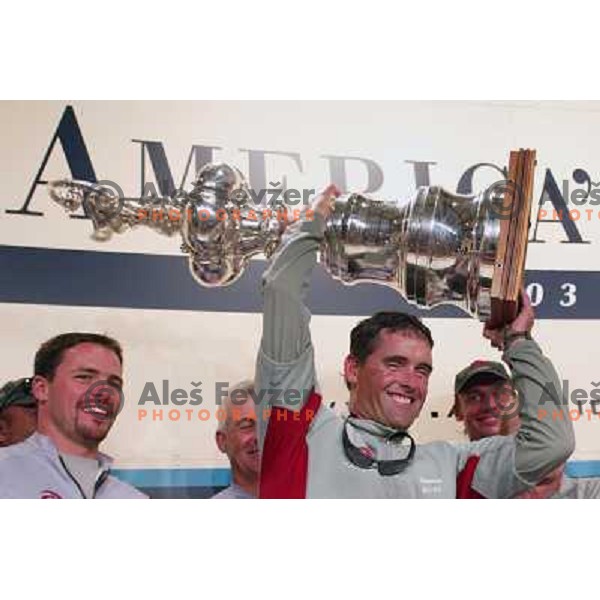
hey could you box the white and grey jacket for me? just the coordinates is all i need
[255,213,576,498]
[0,432,147,499]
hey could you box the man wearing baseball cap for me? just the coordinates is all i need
[453,360,520,442]
[0,378,37,447]
[454,360,521,499]
[454,359,600,499]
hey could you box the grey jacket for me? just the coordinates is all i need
[0,433,147,499]
[255,213,576,498]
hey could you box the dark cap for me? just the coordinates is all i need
[454,360,510,394]
[0,378,36,411]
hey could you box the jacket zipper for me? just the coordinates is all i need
[58,456,87,499]
[93,470,109,498]
[58,456,109,499]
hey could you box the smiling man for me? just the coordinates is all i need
[453,360,600,499]
[255,186,575,498]
[0,333,147,499]
[212,380,259,499]
[453,360,519,442]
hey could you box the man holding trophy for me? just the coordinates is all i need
[254,184,574,498]
[48,150,576,498]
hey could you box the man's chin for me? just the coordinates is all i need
[384,403,422,430]
[239,461,260,479]
[471,425,501,440]
[384,411,417,430]
[248,457,261,473]
[77,422,113,446]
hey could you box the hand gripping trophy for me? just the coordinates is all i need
[48,149,536,327]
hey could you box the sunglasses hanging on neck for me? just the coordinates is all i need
[342,418,416,476]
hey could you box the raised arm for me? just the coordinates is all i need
[255,185,340,449]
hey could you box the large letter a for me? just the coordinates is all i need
[6,105,97,217]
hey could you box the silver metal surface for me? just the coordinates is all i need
[48,163,504,320]
[322,187,502,319]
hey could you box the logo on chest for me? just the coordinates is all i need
[40,489,63,499]
[419,477,443,495]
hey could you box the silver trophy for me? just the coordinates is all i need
[48,162,511,321]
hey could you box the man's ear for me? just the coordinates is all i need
[31,375,49,406]
[344,354,360,390]
[453,395,464,422]
[215,430,227,454]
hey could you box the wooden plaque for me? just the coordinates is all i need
[488,149,536,328]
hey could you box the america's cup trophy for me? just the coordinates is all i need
[48,149,536,327]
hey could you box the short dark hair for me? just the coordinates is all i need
[34,333,123,380]
[349,312,434,363]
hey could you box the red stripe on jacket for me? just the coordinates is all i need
[456,455,486,499]
[259,390,321,499]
